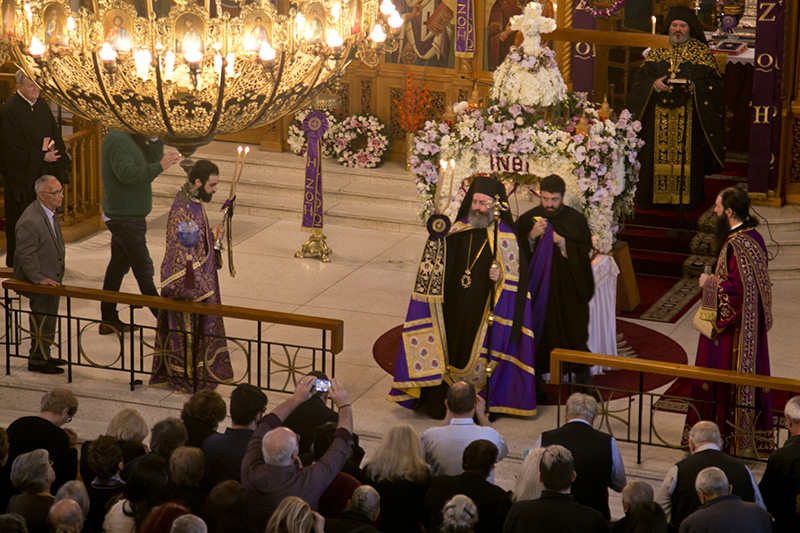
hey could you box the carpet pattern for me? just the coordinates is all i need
[638,278,702,322]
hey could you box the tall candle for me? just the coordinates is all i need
[651,16,656,34]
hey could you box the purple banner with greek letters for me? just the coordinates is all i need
[301,112,328,230]
[455,0,474,58]
[748,0,784,194]
[571,2,596,98]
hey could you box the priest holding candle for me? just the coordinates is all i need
[150,158,237,393]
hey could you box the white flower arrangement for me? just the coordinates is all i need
[332,114,390,168]
[288,108,339,158]
[408,1,643,254]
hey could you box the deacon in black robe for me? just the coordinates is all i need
[628,6,724,211]
[517,175,594,396]
[0,71,70,266]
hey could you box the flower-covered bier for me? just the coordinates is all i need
[490,2,567,108]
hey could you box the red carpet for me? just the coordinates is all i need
[374,320,687,404]
[617,275,700,322]
[656,377,792,416]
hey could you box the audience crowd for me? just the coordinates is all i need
[1,384,796,532]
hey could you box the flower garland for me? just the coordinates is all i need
[409,95,643,254]
[577,0,626,18]
[288,108,338,158]
[332,114,390,168]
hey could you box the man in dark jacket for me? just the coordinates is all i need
[654,421,765,531]
[680,467,771,533]
[503,445,608,532]
[759,395,800,533]
[424,439,512,533]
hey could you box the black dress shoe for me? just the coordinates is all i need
[99,322,134,335]
[50,359,68,366]
[28,363,65,374]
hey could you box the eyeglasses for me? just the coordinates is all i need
[42,189,64,196]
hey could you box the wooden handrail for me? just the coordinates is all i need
[549,349,800,393]
[0,268,13,279]
[2,279,344,354]
[541,28,671,49]
[63,128,96,145]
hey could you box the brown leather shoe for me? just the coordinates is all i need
[99,322,134,335]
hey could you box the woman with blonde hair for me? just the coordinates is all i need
[363,423,430,533]
[265,496,324,533]
[80,408,148,482]
[512,448,545,503]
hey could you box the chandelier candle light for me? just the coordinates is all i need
[0,0,406,166]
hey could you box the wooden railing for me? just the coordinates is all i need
[2,278,343,393]
[549,349,800,463]
[61,120,103,227]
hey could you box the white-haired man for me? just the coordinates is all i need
[759,395,800,533]
[13,174,67,374]
[241,376,353,531]
[679,467,771,533]
[535,392,626,520]
[655,421,765,531]
[613,481,655,533]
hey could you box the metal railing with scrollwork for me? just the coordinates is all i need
[2,278,343,394]
[548,348,800,463]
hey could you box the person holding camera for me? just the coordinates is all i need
[629,6,725,211]
[241,375,354,531]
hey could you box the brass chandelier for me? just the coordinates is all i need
[0,0,404,159]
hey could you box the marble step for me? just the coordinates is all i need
[154,143,426,231]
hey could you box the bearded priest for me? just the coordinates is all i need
[685,186,774,456]
[389,176,536,418]
[150,160,234,393]
[629,6,725,210]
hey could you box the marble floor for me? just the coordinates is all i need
[1,198,799,521]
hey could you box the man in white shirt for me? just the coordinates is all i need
[421,381,508,483]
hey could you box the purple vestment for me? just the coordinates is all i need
[685,227,774,456]
[150,189,233,392]
[388,219,537,416]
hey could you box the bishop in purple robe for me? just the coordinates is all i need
[685,186,773,456]
[389,176,537,418]
[150,160,233,392]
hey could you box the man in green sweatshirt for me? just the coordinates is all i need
[99,130,181,334]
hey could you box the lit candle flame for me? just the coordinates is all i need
[99,42,117,62]
[388,10,403,29]
[225,52,235,77]
[164,51,175,81]
[67,17,75,32]
[29,36,46,56]
[184,44,202,64]
[134,48,151,80]
[259,41,276,62]
[327,29,343,48]
[380,0,395,16]
[370,24,387,43]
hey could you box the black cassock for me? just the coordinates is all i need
[516,204,594,375]
[628,38,725,211]
[0,93,70,266]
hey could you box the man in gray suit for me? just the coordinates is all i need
[14,174,66,374]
